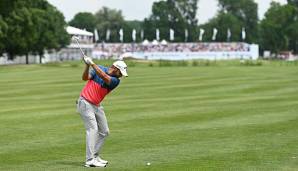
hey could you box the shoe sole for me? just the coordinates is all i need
[84,164,107,168]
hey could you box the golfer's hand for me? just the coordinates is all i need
[83,56,95,65]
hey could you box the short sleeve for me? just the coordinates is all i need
[89,68,96,79]
[109,77,120,90]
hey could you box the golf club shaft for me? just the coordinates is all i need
[74,39,86,57]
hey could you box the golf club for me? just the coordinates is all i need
[72,36,86,57]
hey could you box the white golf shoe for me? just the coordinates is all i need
[96,156,108,164]
[85,158,107,167]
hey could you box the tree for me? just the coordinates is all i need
[260,2,298,54]
[95,7,125,42]
[218,0,259,43]
[0,0,70,62]
[30,1,70,63]
[69,12,96,32]
[3,5,35,60]
[0,16,7,54]
[288,0,298,7]
[123,20,143,43]
[143,0,199,42]
[201,12,243,42]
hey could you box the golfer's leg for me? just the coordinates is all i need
[94,106,110,156]
[79,99,100,161]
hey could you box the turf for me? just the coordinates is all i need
[0,60,297,171]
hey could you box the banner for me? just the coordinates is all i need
[156,29,160,41]
[242,27,246,41]
[119,29,124,42]
[199,29,205,41]
[185,29,188,42]
[106,29,110,41]
[141,30,144,41]
[227,28,231,42]
[170,29,175,41]
[212,28,218,41]
[132,29,137,42]
[94,29,99,42]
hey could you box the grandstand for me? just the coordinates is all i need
[92,42,259,60]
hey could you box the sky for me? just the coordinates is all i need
[47,0,288,24]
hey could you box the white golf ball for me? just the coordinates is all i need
[146,162,151,166]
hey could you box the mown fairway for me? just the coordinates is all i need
[0,61,297,171]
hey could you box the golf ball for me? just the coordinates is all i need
[147,162,151,166]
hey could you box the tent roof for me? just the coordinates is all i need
[152,40,159,45]
[142,39,150,45]
[67,26,93,36]
[161,39,168,45]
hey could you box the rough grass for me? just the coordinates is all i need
[0,60,297,171]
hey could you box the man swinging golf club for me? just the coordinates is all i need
[77,56,128,167]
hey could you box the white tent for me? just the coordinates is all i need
[142,39,150,46]
[66,26,93,36]
[152,39,159,45]
[161,39,168,45]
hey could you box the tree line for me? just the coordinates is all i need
[70,0,298,55]
[0,0,70,62]
[1,0,298,61]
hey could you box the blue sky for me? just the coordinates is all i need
[48,0,287,24]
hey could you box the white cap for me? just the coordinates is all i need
[113,60,128,77]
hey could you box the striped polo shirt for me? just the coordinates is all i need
[80,65,120,106]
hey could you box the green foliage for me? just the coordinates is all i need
[69,12,96,32]
[0,16,7,54]
[288,0,298,7]
[123,20,143,42]
[201,12,243,42]
[31,3,70,56]
[217,0,259,43]
[260,2,298,54]
[143,0,198,42]
[157,60,189,67]
[3,5,34,59]
[95,7,125,42]
[0,0,70,61]
[240,59,263,66]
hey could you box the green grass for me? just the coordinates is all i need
[0,60,297,171]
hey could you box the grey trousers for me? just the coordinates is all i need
[77,97,110,161]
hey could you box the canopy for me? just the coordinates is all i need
[67,26,93,36]
[152,40,159,45]
[142,39,150,46]
[161,39,168,45]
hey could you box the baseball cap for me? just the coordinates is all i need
[113,60,128,77]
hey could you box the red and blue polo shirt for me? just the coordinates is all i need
[80,65,120,106]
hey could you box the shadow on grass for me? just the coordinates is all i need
[55,161,83,167]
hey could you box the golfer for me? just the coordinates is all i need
[77,56,128,167]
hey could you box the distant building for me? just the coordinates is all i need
[44,26,94,63]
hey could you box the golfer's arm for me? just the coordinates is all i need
[82,64,90,81]
[90,64,111,84]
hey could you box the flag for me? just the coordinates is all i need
[119,28,124,42]
[212,28,218,41]
[94,29,99,42]
[227,28,231,42]
[106,29,110,41]
[170,29,175,41]
[141,30,144,40]
[156,29,160,41]
[185,29,188,42]
[242,27,246,41]
[132,29,137,42]
[199,28,205,41]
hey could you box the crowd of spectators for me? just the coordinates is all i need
[93,42,250,57]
